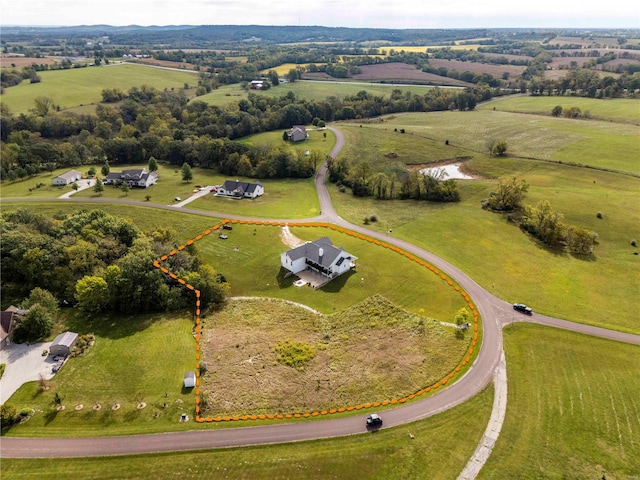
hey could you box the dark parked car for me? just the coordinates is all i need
[222,224,233,230]
[513,303,533,315]
[366,413,383,427]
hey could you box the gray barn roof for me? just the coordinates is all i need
[51,331,78,348]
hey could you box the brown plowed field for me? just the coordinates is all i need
[0,55,58,68]
[426,58,526,78]
[129,58,201,71]
[349,62,474,87]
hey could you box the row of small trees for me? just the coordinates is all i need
[482,177,598,255]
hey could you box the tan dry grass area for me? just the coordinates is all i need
[0,56,58,68]
[200,297,466,416]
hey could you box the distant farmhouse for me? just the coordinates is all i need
[280,237,357,288]
[103,168,158,188]
[286,125,308,142]
[214,180,264,199]
[250,80,266,90]
[52,169,82,186]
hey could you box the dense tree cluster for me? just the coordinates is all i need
[0,208,228,315]
[525,68,640,98]
[0,84,493,182]
[329,157,460,203]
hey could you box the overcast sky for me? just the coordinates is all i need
[1,0,638,29]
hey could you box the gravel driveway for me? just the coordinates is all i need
[0,341,56,404]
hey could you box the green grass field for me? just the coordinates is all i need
[480,323,640,478]
[1,387,493,480]
[196,81,438,107]
[367,111,640,175]
[328,152,640,333]
[4,311,197,437]
[480,95,640,124]
[1,64,199,114]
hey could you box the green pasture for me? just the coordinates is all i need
[196,81,437,107]
[0,64,199,114]
[480,95,640,124]
[370,111,640,175]
[328,155,640,334]
[480,324,640,478]
[4,311,197,437]
[238,126,336,157]
[1,386,493,480]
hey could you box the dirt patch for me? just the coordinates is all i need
[279,226,305,249]
[0,56,58,68]
[350,63,474,87]
[199,296,467,416]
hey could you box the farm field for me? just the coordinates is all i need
[425,58,526,79]
[196,81,441,107]
[0,63,199,114]
[368,110,640,174]
[328,126,640,334]
[237,126,336,157]
[479,95,640,125]
[260,62,322,76]
[0,55,59,68]
[1,386,494,480]
[480,323,640,478]
[349,63,474,87]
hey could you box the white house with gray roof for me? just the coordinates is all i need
[52,169,82,186]
[280,237,357,286]
[103,168,158,188]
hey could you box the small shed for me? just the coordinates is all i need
[184,371,196,388]
[50,331,78,357]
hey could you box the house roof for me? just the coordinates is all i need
[0,312,14,342]
[105,172,122,181]
[121,169,145,179]
[5,305,27,316]
[54,170,82,181]
[285,237,347,268]
[222,180,262,194]
[51,331,78,348]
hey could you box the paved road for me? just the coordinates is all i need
[1,127,639,459]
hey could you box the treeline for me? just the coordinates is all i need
[525,68,640,98]
[328,155,460,203]
[482,178,598,255]
[0,208,228,322]
[1,84,496,181]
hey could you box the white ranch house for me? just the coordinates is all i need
[103,168,158,188]
[52,170,82,186]
[287,125,308,142]
[280,237,357,288]
[214,180,264,199]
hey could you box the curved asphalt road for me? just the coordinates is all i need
[1,127,639,458]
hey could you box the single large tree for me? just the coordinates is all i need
[485,177,529,211]
[148,156,159,173]
[181,162,193,182]
[93,179,104,195]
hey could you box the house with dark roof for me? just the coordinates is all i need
[215,180,264,199]
[49,331,78,357]
[52,169,82,186]
[1,312,16,350]
[103,168,158,188]
[280,237,357,286]
[287,125,308,142]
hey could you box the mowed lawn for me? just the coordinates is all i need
[480,324,640,479]
[1,64,199,113]
[2,386,493,480]
[372,111,640,175]
[4,311,197,437]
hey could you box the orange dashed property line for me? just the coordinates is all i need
[153,220,481,423]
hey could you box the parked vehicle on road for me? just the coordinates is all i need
[513,303,533,315]
[366,413,383,427]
